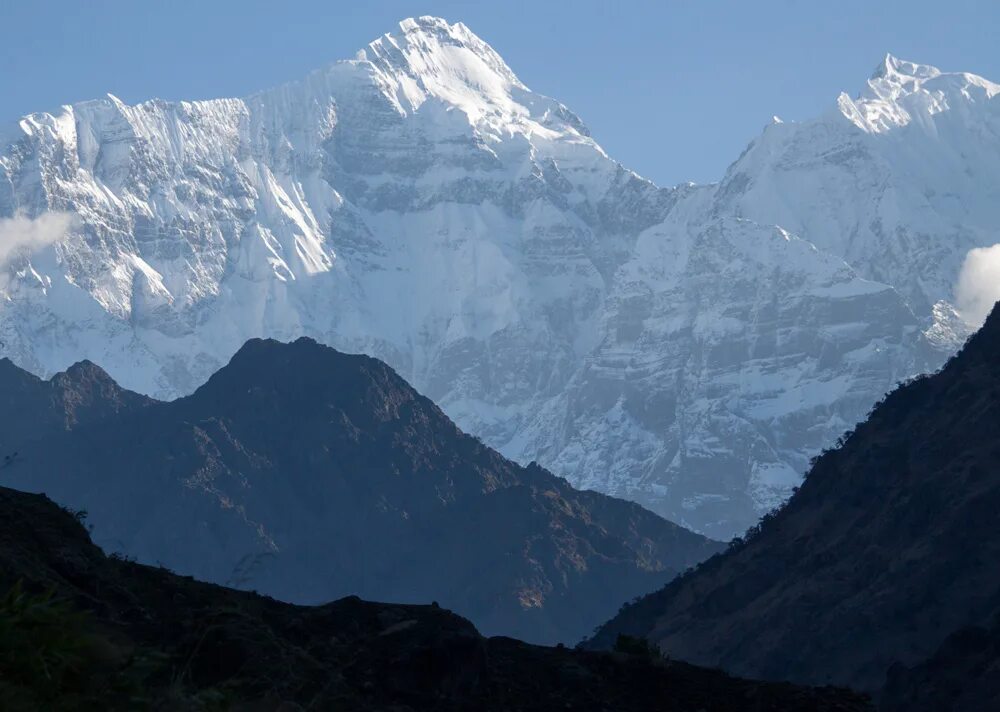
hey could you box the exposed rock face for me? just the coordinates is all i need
[4,17,995,536]
[587,304,1000,702]
[0,337,720,645]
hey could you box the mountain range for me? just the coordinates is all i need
[587,303,1000,707]
[3,13,999,710]
[5,18,998,537]
[0,336,718,645]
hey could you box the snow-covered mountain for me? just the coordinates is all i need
[1,17,990,537]
[717,54,1000,324]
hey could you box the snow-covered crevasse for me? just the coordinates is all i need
[2,18,984,537]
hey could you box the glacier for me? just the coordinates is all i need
[1,17,994,537]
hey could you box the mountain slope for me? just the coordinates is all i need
[881,616,1000,711]
[0,484,870,711]
[587,304,1000,700]
[0,17,952,538]
[0,337,720,645]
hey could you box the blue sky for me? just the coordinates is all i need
[3,0,998,186]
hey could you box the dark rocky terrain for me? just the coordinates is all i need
[881,616,1000,710]
[0,484,870,710]
[587,305,1000,705]
[0,338,720,646]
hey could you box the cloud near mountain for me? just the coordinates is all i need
[0,212,74,267]
[956,243,1000,327]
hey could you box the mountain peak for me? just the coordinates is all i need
[61,359,113,380]
[192,336,412,425]
[865,54,944,104]
[377,15,519,79]
[870,53,941,82]
[397,15,469,37]
[837,54,998,133]
[223,336,377,374]
[356,16,526,121]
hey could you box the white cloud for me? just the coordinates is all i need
[0,212,75,267]
[956,243,1000,327]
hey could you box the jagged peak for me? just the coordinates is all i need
[398,15,473,40]
[867,53,999,99]
[870,53,941,82]
[837,54,1000,133]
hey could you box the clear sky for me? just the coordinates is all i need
[3,0,998,187]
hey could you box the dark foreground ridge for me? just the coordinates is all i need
[0,337,720,646]
[587,304,1000,708]
[0,484,869,710]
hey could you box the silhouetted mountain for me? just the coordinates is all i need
[587,304,1000,703]
[0,485,869,710]
[0,338,720,645]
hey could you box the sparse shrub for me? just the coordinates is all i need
[225,551,275,589]
[59,506,88,525]
[613,633,665,661]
